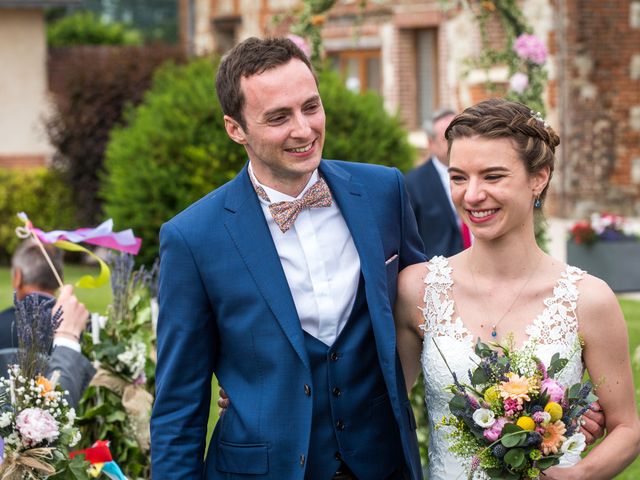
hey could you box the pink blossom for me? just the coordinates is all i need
[541,378,565,403]
[509,72,529,94]
[503,397,523,417]
[287,34,311,58]
[513,33,548,65]
[483,417,508,442]
[15,408,59,447]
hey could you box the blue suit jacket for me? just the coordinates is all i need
[151,160,426,479]
[405,158,463,259]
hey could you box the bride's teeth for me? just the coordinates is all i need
[470,209,496,218]
[288,143,312,153]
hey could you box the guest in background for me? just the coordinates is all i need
[405,108,471,259]
[0,240,95,407]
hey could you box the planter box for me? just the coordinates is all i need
[567,240,640,292]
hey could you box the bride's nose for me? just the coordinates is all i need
[464,178,487,204]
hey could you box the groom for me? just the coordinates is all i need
[150,37,425,479]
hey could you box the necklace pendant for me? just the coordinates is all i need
[491,327,497,338]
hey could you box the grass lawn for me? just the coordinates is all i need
[0,266,638,475]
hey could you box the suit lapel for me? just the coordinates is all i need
[223,166,310,370]
[320,162,397,382]
[427,159,459,229]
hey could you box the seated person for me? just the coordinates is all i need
[0,240,95,407]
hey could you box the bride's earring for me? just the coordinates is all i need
[534,194,542,209]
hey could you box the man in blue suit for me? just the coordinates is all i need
[151,37,425,479]
[405,109,468,259]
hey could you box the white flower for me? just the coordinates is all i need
[509,72,529,94]
[561,432,586,456]
[69,429,82,447]
[5,432,20,447]
[15,407,60,447]
[472,408,496,428]
[0,411,13,428]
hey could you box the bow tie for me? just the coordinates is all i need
[259,177,332,233]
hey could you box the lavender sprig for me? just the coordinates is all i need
[106,252,136,324]
[14,293,62,379]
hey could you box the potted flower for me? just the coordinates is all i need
[567,213,640,292]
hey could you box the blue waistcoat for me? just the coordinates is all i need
[303,277,405,480]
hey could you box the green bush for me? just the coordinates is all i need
[47,11,142,47]
[102,58,416,265]
[0,168,76,264]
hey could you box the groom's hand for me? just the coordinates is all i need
[217,387,229,415]
[580,401,605,445]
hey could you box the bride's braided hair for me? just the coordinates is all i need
[445,98,560,201]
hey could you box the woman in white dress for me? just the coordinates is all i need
[395,98,640,479]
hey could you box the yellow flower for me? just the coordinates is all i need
[541,420,566,455]
[499,373,532,403]
[516,416,535,431]
[484,386,500,404]
[544,402,563,422]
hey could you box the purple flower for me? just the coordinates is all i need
[484,417,508,442]
[541,378,565,403]
[509,72,529,93]
[514,33,548,65]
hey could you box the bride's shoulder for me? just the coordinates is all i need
[569,267,622,329]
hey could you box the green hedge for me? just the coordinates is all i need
[47,11,142,47]
[102,57,415,264]
[0,168,76,264]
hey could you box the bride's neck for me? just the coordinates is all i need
[467,234,543,279]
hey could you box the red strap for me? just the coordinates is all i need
[461,221,472,249]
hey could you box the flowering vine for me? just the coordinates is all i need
[458,0,549,115]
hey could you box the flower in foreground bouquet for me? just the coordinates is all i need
[0,295,89,479]
[433,337,597,479]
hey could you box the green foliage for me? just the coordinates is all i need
[47,11,143,47]
[102,57,415,265]
[0,168,76,264]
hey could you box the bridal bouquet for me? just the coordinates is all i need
[435,338,597,480]
[0,295,88,479]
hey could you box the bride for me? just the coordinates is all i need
[395,98,640,479]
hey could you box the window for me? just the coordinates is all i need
[416,29,437,128]
[329,50,381,94]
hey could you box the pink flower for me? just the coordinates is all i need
[503,397,523,417]
[484,417,508,442]
[541,378,565,403]
[513,33,548,65]
[509,72,529,93]
[15,408,59,447]
[286,34,311,58]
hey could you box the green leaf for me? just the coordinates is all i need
[449,394,467,412]
[501,425,526,448]
[472,367,490,385]
[536,456,560,469]
[504,448,525,468]
[106,410,127,422]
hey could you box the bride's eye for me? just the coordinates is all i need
[450,175,466,183]
[485,174,504,181]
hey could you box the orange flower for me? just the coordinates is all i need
[499,373,533,404]
[481,1,496,11]
[311,14,326,26]
[541,420,567,455]
[36,376,54,397]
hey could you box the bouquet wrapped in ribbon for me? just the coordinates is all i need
[0,295,88,479]
[435,338,597,480]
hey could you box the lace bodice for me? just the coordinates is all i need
[420,256,585,480]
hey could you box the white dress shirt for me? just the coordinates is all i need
[249,164,360,346]
[431,156,456,216]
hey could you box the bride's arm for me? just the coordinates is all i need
[548,274,640,479]
[394,263,426,392]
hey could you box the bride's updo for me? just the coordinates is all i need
[445,98,560,202]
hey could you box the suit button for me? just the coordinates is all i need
[330,352,339,361]
[335,451,342,461]
[336,420,345,430]
[300,454,305,466]
[332,387,341,396]
[304,384,311,396]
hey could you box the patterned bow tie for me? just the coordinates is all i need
[263,177,332,233]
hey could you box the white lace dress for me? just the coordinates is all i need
[420,256,585,480]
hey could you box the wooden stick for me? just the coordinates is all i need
[28,231,64,288]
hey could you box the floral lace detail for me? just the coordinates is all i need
[419,258,585,480]
[525,266,585,347]
[419,256,472,343]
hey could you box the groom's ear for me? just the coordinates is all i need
[224,115,248,146]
